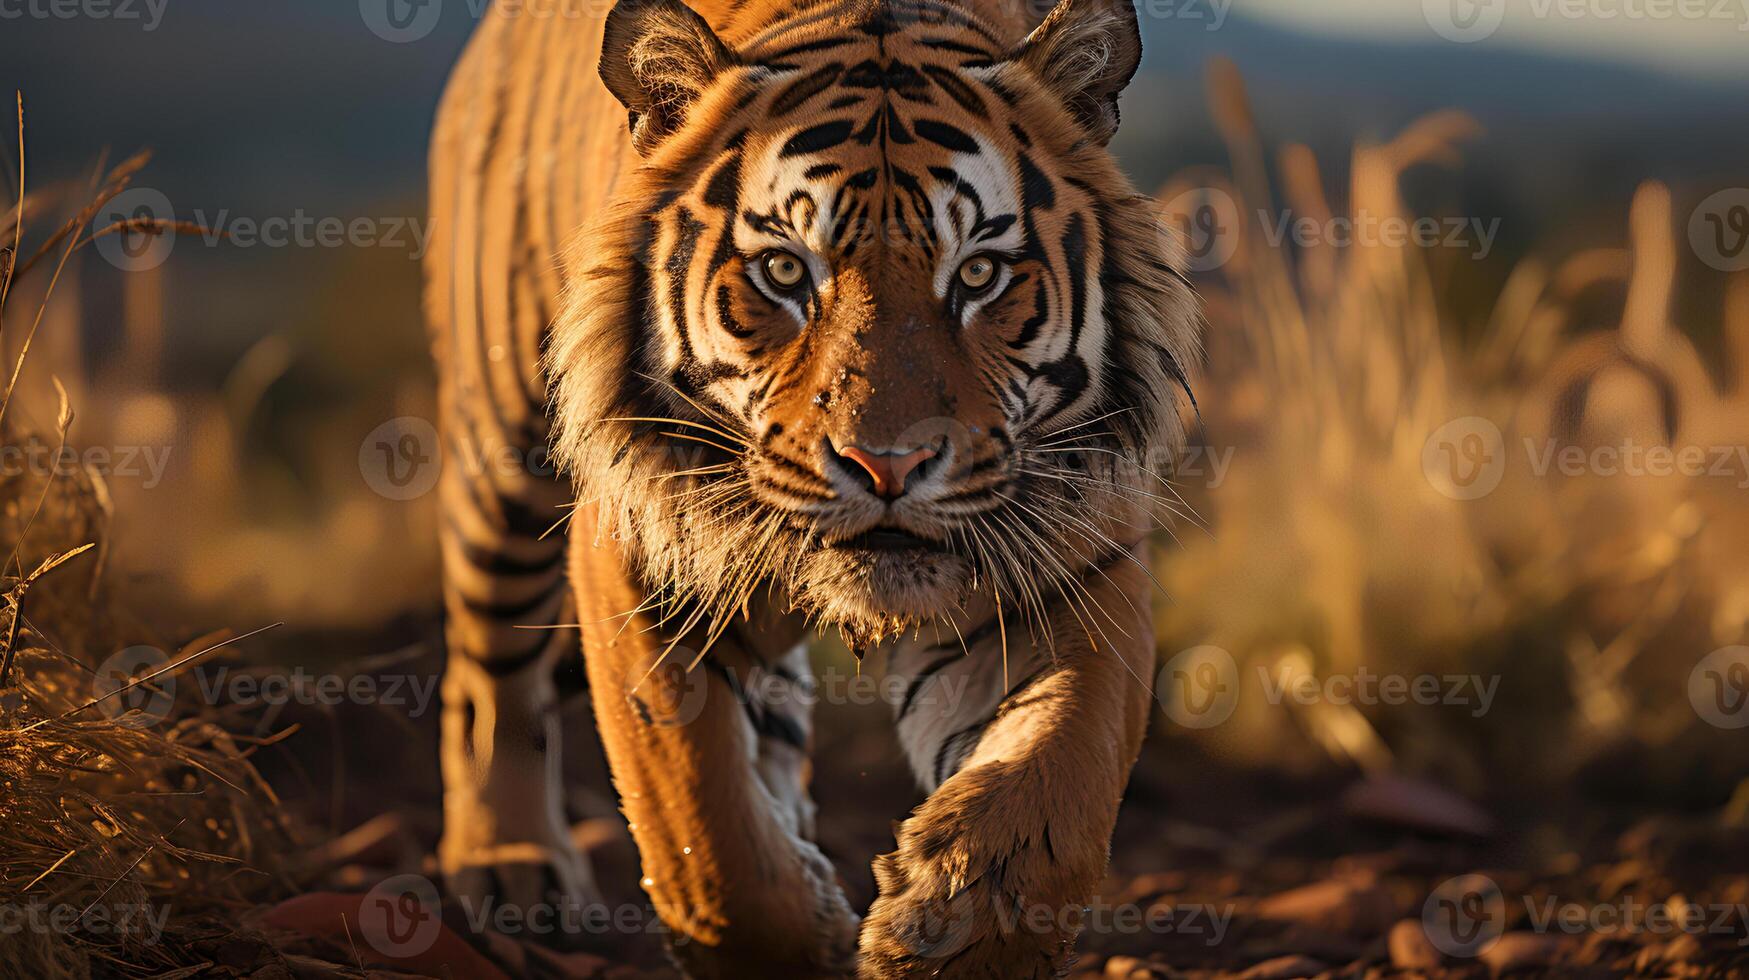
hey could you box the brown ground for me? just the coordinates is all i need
[188,623,1749,980]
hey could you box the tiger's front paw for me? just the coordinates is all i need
[858,775,1092,979]
[859,864,1078,980]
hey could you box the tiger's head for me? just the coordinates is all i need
[550,0,1199,647]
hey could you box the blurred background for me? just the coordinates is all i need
[3,0,1746,629]
[4,1,1749,973]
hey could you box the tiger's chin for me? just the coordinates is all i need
[791,533,974,649]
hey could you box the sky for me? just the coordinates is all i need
[1235,0,1749,78]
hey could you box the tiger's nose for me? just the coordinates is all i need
[833,444,938,500]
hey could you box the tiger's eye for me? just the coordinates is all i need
[958,255,998,291]
[764,251,808,290]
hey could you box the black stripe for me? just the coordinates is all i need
[446,516,565,575]
[934,723,986,786]
[1012,280,1049,348]
[1027,213,1093,426]
[913,118,981,154]
[896,653,961,723]
[782,120,856,157]
[448,436,562,538]
[771,62,845,117]
[764,449,830,489]
[920,64,988,118]
[921,37,999,59]
[1018,154,1056,211]
[759,36,856,64]
[479,632,559,677]
[715,284,753,339]
[460,581,564,621]
[703,152,742,211]
[666,208,704,373]
[701,658,809,752]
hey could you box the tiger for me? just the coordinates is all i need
[424,0,1200,975]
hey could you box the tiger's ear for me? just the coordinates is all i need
[600,0,735,155]
[1013,0,1142,146]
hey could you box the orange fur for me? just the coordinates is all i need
[427,0,1198,974]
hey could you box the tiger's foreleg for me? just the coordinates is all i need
[860,553,1155,979]
[435,400,600,928]
[569,504,859,978]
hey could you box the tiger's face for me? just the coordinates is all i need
[551,0,1199,646]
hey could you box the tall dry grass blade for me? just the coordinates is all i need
[1621,181,1675,362]
[43,621,284,728]
[20,848,76,892]
[0,92,21,325]
[4,376,74,581]
[1725,273,1749,394]
[10,150,148,278]
[1277,143,1336,301]
[1206,57,1269,213]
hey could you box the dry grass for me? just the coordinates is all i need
[0,96,297,978]
[1155,59,1749,801]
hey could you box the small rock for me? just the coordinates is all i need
[1122,870,1187,902]
[1634,932,1704,972]
[1255,872,1397,937]
[1342,774,1494,838]
[1663,932,1704,962]
[1104,955,1164,979]
[1479,932,1568,974]
[1387,919,1442,970]
[1236,954,1328,979]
